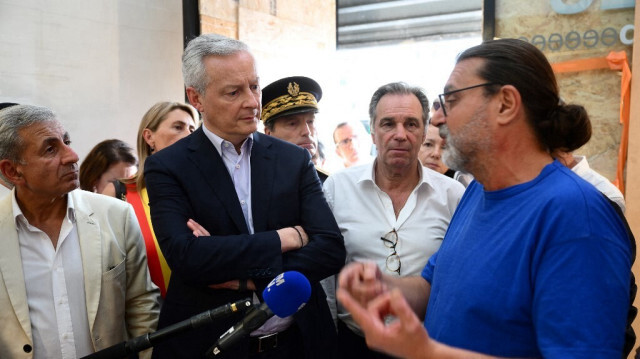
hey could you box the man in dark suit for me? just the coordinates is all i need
[144,34,345,359]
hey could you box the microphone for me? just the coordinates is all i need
[206,271,311,357]
[81,298,252,359]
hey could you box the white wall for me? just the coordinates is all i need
[0,0,185,167]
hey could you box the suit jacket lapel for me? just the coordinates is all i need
[188,129,249,233]
[0,193,32,340]
[71,190,103,331]
[251,133,275,232]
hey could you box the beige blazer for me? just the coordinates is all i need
[0,189,160,358]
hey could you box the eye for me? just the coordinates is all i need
[64,140,72,146]
[228,90,238,96]
[250,85,259,91]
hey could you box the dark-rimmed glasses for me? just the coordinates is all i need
[438,82,499,117]
[380,229,401,275]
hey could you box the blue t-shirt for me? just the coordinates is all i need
[421,161,631,358]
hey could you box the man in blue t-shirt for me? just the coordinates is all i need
[335,38,633,359]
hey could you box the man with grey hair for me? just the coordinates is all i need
[0,105,159,358]
[144,34,344,358]
[323,82,464,358]
[337,39,632,358]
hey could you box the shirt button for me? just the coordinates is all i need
[240,200,246,205]
[235,164,240,169]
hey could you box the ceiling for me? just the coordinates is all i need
[337,0,484,48]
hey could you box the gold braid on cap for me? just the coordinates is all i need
[261,82,318,123]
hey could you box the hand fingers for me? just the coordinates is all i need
[208,280,238,290]
[362,261,381,281]
[187,219,211,237]
[337,287,377,330]
[246,279,257,291]
[337,262,363,289]
[388,289,418,324]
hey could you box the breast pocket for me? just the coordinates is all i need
[100,259,126,319]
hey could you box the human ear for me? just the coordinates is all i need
[496,85,521,125]
[186,87,204,112]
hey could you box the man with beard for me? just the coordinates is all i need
[418,100,473,187]
[336,39,633,358]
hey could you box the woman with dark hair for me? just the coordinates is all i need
[79,139,137,193]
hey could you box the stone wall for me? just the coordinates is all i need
[495,0,635,181]
[198,0,336,82]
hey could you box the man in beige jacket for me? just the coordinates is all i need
[0,105,159,359]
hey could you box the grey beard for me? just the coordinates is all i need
[440,125,469,173]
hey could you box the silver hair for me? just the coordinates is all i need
[367,82,430,132]
[0,105,57,186]
[182,34,249,95]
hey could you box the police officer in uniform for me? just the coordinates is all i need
[262,76,330,182]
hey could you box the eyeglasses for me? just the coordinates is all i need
[380,229,401,275]
[438,82,499,117]
[336,136,357,147]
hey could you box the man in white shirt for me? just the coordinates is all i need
[554,151,625,212]
[333,122,374,169]
[0,105,159,359]
[323,82,464,358]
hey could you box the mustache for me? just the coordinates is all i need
[438,125,449,140]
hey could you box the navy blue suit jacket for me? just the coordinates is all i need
[144,129,344,358]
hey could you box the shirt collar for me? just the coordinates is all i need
[12,188,76,229]
[201,124,254,155]
[357,159,433,191]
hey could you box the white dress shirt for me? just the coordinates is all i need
[323,161,465,333]
[571,155,625,212]
[14,193,93,359]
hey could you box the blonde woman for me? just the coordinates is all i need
[103,101,199,297]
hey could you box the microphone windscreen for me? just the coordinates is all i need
[262,271,311,317]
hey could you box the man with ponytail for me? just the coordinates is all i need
[337,38,633,359]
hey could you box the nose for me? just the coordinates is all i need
[430,109,446,127]
[244,89,260,110]
[63,145,79,164]
[301,122,311,136]
[392,123,408,140]
[432,146,441,158]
